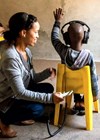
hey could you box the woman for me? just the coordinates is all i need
[0,12,64,138]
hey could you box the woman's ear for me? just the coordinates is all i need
[19,29,26,38]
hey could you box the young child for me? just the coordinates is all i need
[51,8,99,115]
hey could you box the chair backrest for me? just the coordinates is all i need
[56,64,92,95]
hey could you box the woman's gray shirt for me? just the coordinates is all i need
[0,44,53,112]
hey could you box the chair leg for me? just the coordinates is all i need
[66,94,72,108]
[54,103,60,126]
[93,100,100,113]
[84,93,93,130]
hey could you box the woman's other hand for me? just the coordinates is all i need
[53,92,64,104]
[49,68,56,80]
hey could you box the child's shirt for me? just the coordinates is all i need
[51,21,99,97]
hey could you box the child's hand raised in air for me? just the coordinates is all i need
[53,8,64,22]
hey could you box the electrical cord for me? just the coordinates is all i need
[44,66,73,139]
[45,103,67,139]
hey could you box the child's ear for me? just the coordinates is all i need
[19,29,26,38]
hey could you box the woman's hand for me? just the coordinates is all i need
[49,68,56,80]
[53,8,64,22]
[53,92,64,104]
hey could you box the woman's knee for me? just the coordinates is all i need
[45,83,54,93]
[31,103,45,118]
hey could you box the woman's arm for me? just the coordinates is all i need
[2,58,63,104]
[2,58,53,103]
[32,67,56,83]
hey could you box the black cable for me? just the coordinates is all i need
[45,103,67,139]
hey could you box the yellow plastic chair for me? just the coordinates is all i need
[54,64,99,130]
[0,36,5,41]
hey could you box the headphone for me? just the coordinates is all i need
[61,20,90,45]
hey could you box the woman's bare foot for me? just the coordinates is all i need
[0,120,17,138]
[21,119,35,125]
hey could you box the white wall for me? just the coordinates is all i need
[0,0,100,61]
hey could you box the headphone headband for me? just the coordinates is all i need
[61,20,90,45]
[61,20,90,34]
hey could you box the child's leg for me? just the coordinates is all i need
[74,94,82,103]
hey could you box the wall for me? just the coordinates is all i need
[0,0,100,61]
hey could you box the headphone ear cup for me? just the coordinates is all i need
[82,31,89,44]
[62,32,70,45]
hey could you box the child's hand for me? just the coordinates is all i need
[53,8,64,22]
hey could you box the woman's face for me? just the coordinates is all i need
[24,21,40,47]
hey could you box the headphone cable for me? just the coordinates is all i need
[45,103,67,139]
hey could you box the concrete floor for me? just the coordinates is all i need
[0,59,100,140]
